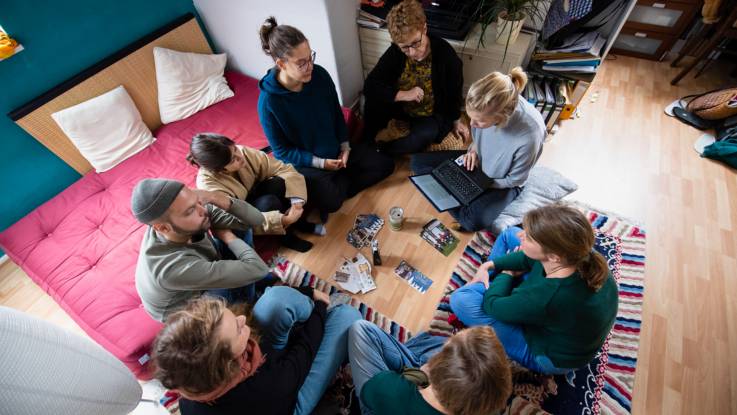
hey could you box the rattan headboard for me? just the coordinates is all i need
[8,14,212,174]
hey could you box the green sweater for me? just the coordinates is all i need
[361,371,442,415]
[135,199,270,321]
[483,251,618,368]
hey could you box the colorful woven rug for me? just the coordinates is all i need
[428,203,646,415]
[272,257,412,343]
[160,257,413,415]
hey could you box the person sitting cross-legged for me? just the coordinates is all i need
[410,67,545,232]
[151,286,361,415]
[363,0,467,155]
[257,17,394,220]
[348,320,512,415]
[132,178,271,322]
[449,204,619,374]
[189,132,323,253]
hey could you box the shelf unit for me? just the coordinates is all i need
[610,0,700,60]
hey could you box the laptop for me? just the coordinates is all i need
[410,156,492,212]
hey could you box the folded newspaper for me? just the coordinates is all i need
[332,253,377,294]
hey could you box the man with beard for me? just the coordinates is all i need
[131,178,271,322]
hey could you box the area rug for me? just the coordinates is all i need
[159,257,413,414]
[428,202,646,415]
[272,257,412,343]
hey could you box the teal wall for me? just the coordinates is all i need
[0,0,199,238]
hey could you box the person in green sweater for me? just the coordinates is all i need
[449,203,619,374]
[131,178,271,322]
[348,320,512,415]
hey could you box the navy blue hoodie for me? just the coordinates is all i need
[257,65,348,167]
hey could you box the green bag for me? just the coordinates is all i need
[702,137,737,169]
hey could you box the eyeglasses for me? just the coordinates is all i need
[293,50,316,72]
[397,33,423,53]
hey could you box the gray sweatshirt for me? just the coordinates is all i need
[135,198,270,321]
[472,96,546,189]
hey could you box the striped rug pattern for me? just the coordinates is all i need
[272,257,413,343]
[428,203,645,415]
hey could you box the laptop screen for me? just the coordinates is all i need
[410,174,461,212]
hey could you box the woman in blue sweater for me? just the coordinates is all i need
[257,17,394,218]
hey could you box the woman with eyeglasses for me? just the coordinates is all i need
[258,17,394,221]
[363,0,465,155]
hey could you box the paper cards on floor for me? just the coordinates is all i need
[332,253,377,294]
[394,260,433,294]
[420,219,459,256]
[346,214,384,249]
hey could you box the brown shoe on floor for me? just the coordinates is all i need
[375,119,410,142]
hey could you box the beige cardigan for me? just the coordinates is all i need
[196,145,307,235]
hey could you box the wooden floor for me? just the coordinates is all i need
[1,56,735,414]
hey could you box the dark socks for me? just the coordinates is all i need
[280,232,313,253]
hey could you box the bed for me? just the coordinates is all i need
[0,14,356,379]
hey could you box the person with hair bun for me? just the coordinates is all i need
[257,17,394,220]
[449,204,619,374]
[411,66,546,232]
[363,0,465,155]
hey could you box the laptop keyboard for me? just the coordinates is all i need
[433,160,484,204]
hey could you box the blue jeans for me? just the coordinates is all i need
[208,228,270,303]
[253,286,362,415]
[489,226,523,261]
[348,320,447,413]
[449,227,572,375]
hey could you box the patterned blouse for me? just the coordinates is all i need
[397,52,434,117]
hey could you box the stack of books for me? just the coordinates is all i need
[420,219,459,256]
[357,9,386,28]
[358,3,391,29]
[533,32,607,74]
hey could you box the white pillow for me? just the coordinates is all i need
[492,166,578,234]
[51,86,156,173]
[154,47,234,124]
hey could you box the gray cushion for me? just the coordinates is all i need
[492,166,578,234]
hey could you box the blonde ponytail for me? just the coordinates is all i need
[509,66,528,92]
[466,66,527,119]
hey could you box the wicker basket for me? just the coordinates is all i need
[687,88,737,120]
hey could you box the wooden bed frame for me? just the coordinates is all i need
[8,13,211,175]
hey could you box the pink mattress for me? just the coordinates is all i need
[0,71,357,379]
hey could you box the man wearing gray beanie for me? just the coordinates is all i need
[132,178,271,321]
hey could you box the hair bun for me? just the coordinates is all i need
[259,16,279,57]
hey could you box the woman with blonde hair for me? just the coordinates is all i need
[363,0,465,154]
[411,67,546,232]
[448,204,619,374]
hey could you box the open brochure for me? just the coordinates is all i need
[332,253,377,294]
